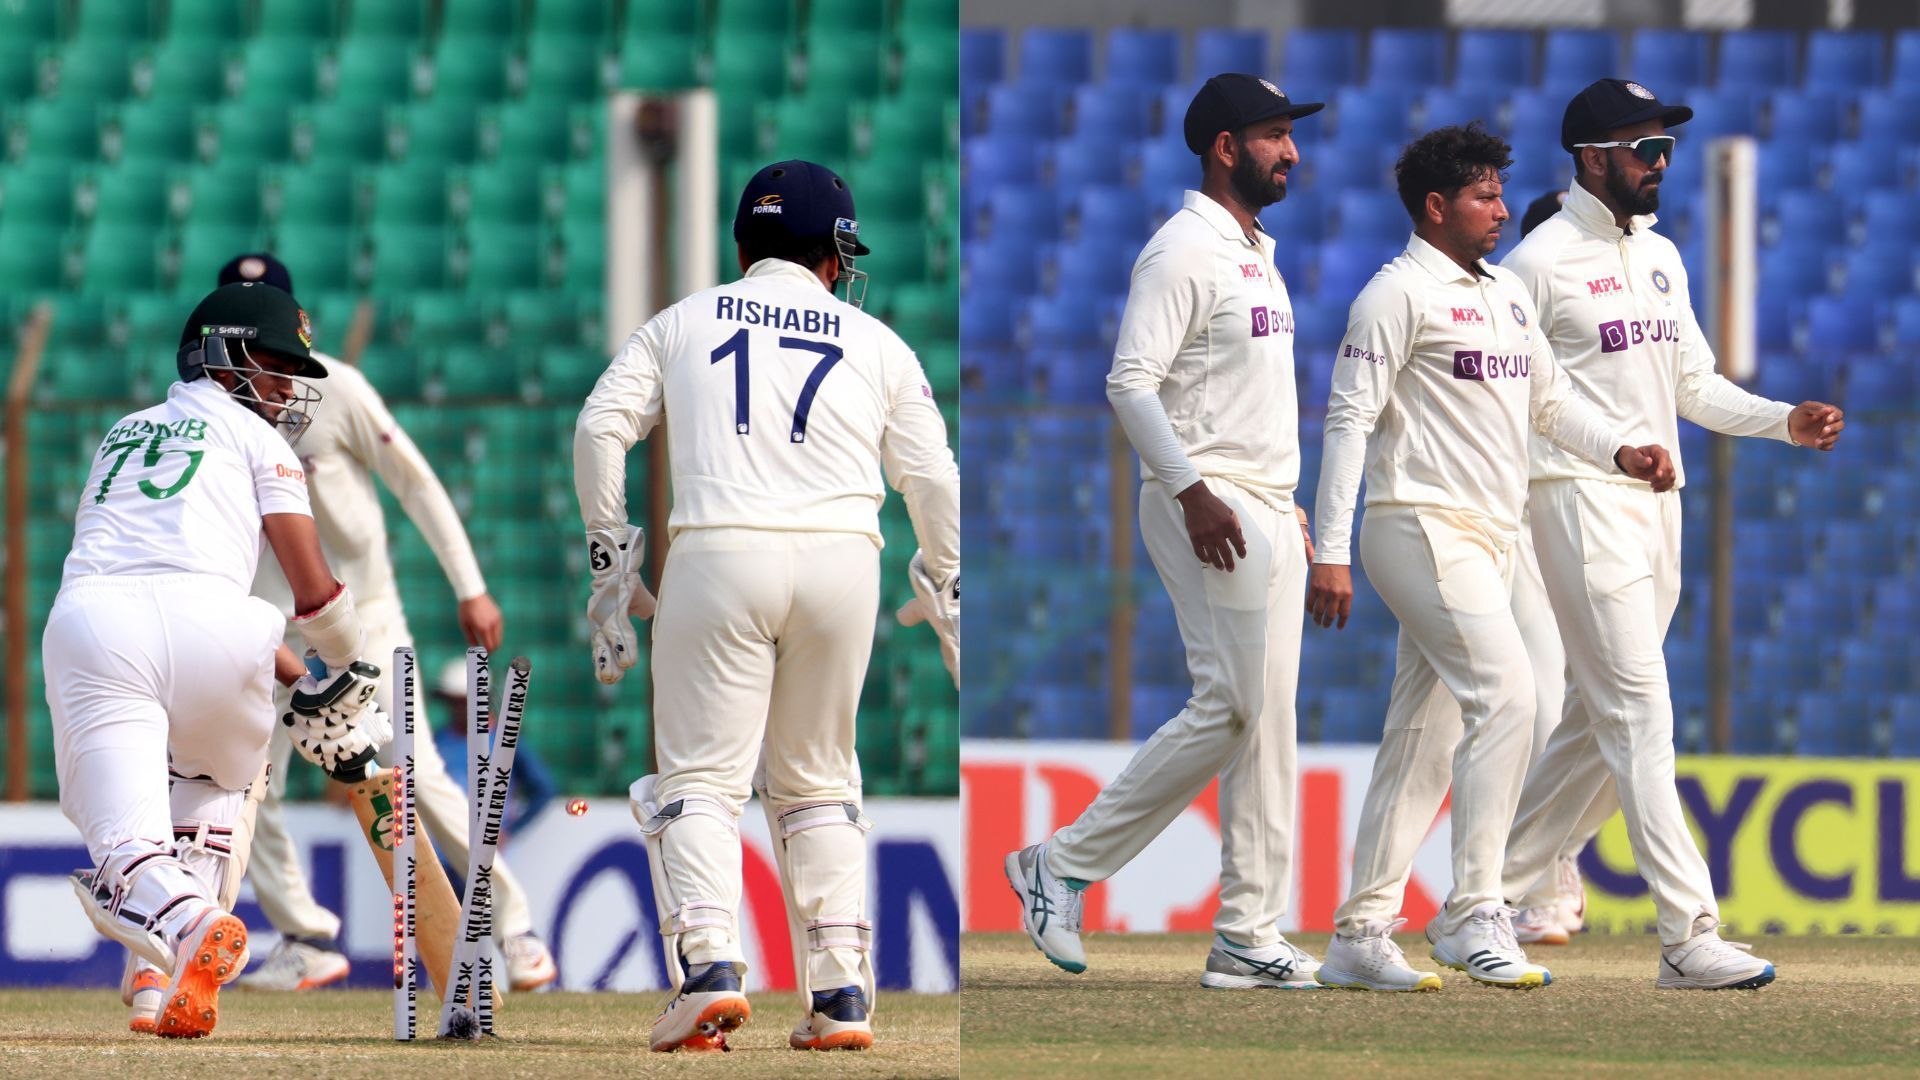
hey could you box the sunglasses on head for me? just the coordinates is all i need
[1573,135,1676,166]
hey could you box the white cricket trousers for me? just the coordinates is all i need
[48,573,282,869]
[1335,506,1536,938]
[1047,477,1305,947]
[1502,479,1713,945]
[651,528,878,989]
[246,593,534,943]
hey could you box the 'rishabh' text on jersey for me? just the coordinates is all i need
[575,258,959,575]
[1107,189,1301,508]
[63,378,312,592]
[1313,233,1624,564]
[1501,180,1793,488]
[251,358,486,619]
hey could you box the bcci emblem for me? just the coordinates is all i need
[1509,301,1527,327]
[1650,268,1671,294]
[1259,78,1283,97]
[1625,81,1655,100]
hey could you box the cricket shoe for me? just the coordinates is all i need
[1200,933,1322,989]
[155,907,248,1039]
[1315,919,1443,992]
[1427,905,1551,988]
[1003,843,1086,974]
[122,955,165,1034]
[505,932,558,991]
[1657,914,1775,990]
[237,936,349,991]
[789,986,874,1051]
[651,960,751,1052]
[1556,854,1587,934]
[1514,904,1571,946]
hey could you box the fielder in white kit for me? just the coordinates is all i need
[1304,124,1676,991]
[181,255,556,998]
[49,283,390,1038]
[574,160,959,1052]
[1496,80,1842,987]
[1004,74,1326,988]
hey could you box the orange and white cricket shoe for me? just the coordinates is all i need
[650,961,750,1052]
[505,932,558,992]
[1514,905,1571,946]
[788,987,874,1051]
[155,908,248,1039]
[122,956,166,1034]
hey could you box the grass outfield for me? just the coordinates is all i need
[962,932,1920,1077]
[0,989,957,1078]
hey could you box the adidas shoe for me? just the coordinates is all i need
[1657,914,1775,990]
[1556,854,1587,934]
[789,986,874,1051]
[1315,919,1443,992]
[1514,904,1571,946]
[1427,905,1552,989]
[1003,843,1086,974]
[122,954,165,1034]
[651,960,750,1052]
[1200,934,1321,989]
[155,907,249,1038]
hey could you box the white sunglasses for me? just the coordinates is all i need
[1571,135,1676,165]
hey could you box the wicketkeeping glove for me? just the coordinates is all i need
[896,550,959,687]
[285,654,391,781]
[586,524,658,685]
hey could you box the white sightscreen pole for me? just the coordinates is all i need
[675,88,718,296]
[606,92,652,354]
[1704,135,1757,382]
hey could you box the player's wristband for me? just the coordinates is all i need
[292,583,364,670]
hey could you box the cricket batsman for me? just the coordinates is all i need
[1004,73,1326,988]
[574,160,959,1051]
[49,282,390,1038]
[1305,123,1674,991]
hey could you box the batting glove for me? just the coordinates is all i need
[285,655,391,781]
[586,524,657,685]
[896,550,959,688]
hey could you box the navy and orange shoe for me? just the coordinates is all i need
[650,961,750,1052]
[789,986,874,1051]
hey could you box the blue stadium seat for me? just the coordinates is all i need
[1419,87,1503,132]
[1682,87,1763,141]
[1540,30,1620,93]
[1277,29,1355,91]
[1050,236,1132,301]
[1029,686,1106,740]
[1104,28,1180,86]
[964,135,1042,213]
[1794,694,1873,757]
[1741,638,1824,696]
[1151,83,1198,144]
[1317,687,1388,744]
[1835,640,1912,695]
[1827,142,1904,193]
[1138,137,1197,196]
[1334,87,1417,143]
[1367,29,1446,89]
[1719,30,1799,91]
[1507,90,1568,155]
[1894,297,1920,348]
[1891,695,1920,756]
[1857,90,1920,145]
[985,83,1061,139]
[1806,295,1878,350]
[1630,30,1709,92]
[1070,83,1150,142]
[1768,187,1826,245]
[1336,189,1410,246]
[1304,136,1397,191]
[1876,582,1920,636]
[965,234,1040,295]
[1733,520,1806,577]
[1846,363,1916,410]
[1755,353,1834,405]
[1804,30,1884,93]
[1730,694,1781,754]
[1192,28,1266,81]
[961,27,1004,88]
[1838,245,1914,304]
[1895,29,1920,89]
[1018,27,1093,86]
[1315,239,1400,304]
[1129,685,1191,739]
[1273,188,1326,244]
[1768,91,1847,140]
[1073,185,1152,245]
[1453,29,1534,89]
[1781,577,1868,637]
[1824,520,1907,580]
[1756,138,1822,191]
[984,184,1057,243]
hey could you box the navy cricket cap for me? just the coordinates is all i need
[1561,78,1693,152]
[217,252,295,296]
[732,160,871,255]
[1183,73,1323,156]
[179,282,325,378]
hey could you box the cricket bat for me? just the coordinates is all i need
[347,768,459,999]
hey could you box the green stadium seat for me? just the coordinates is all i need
[369,162,449,227]
[428,36,510,103]
[758,94,853,162]
[442,0,517,40]
[711,33,791,101]
[258,0,332,39]
[180,159,264,224]
[344,0,426,41]
[392,100,480,164]
[897,36,958,101]
[236,39,319,104]
[49,42,135,103]
[530,0,610,39]
[900,0,957,35]
[846,158,924,220]
[295,102,390,165]
[369,226,449,289]
[521,36,605,103]
[0,0,59,44]
[81,225,161,291]
[206,102,294,165]
[463,225,545,292]
[615,34,701,92]
[459,163,542,227]
[13,101,103,163]
[135,43,228,106]
[714,0,794,38]
[484,405,567,455]
[88,163,172,229]
[2,163,78,228]
[174,222,257,291]
[0,41,38,104]
[810,0,885,33]
[47,294,110,344]
[327,40,420,104]
[111,100,198,166]
[486,100,575,162]
[854,96,947,163]
[539,345,603,402]
[559,218,601,292]
[919,341,957,388]
[356,343,431,401]
[73,0,156,43]
[270,224,357,291]
[166,0,246,41]
[271,165,358,228]
[500,290,574,344]
[886,281,957,345]
[554,160,602,224]
[625,0,701,38]
[405,291,486,346]
[800,39,887,100]
[120,291,181,352]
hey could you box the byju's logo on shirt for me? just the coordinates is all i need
[1599,317,1682,353]
[1453,350,1530,380]
[1251,306,1293,337]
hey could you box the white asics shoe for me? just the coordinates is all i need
[1514,904,1571,946]
[1658,914,1775,990]
[651,960,751,1052]
[122,953,165,1034]
[1201,933,1321,989]
[1556,854,1587,934]
[1427,905,1552,988]
[237,936,350,991]
[1315,918,1443,992]
[505,932,558,991]
[1003,843,1086,974]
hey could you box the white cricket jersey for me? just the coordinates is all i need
[1107,189,1300,508]
[1313,233,1625,564]
[575,258,960,581]
[1502,180,1794,488]
[62,378,311,592]
[250,356,486,619]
